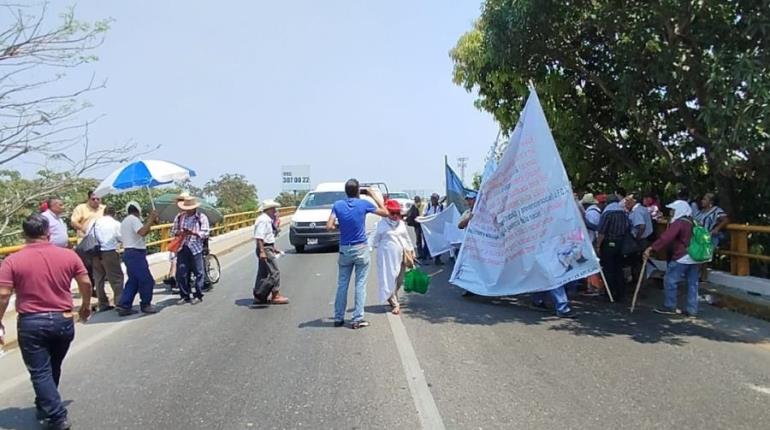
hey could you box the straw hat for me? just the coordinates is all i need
[175,191,191,202]
[260,199,280,211]
[177,196,201,211]
[580,193,598,205]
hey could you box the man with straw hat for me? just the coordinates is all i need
[253,199,289,305]
[171,196,210,305]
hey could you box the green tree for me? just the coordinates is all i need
[203,174,258,213]
[275,191,307,207]
[451,0,770,221]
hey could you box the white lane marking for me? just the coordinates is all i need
[0,245,256,395]
[387,312,446,430]
[747,383,770,395]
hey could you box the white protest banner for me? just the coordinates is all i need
[417,204,462,257]
[450,88,600,296]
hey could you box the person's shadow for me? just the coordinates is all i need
[0,400,73,429]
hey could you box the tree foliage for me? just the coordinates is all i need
[203,173,258,214]
[275,191,306,208]
[0,3,152,237]
[451,0,770,221]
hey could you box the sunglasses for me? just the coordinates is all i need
[90,197,101,201]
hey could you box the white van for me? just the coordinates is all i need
[289,182,380,253]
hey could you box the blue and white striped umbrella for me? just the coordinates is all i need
[94,160,196,198]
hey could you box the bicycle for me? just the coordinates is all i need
[163,241,220,292]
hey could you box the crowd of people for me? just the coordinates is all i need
[0,180,733,428]
[0,190,213,429]
[582,187,729,316]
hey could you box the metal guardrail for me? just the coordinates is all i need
[652,221,769,276]
[0,207,296,257]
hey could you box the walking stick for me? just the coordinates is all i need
[630,254,649,313]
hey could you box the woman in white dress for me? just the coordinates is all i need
[373,199,415,315]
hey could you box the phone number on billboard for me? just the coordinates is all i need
[282,176,310,184]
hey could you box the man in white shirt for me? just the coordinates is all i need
[92,206,124,312]
[41,198,69,248]
[252,199,288,305]
[116,202,159,316]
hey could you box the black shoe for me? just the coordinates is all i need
[351,320,370,330]
[653,307,678,315]
[140,305,158,314]
[116,307,138,317]
[462,290,477,297]
[333,320,345,327]
[98,305,115,312]
[557,310,577,318]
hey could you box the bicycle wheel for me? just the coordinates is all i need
[205,253,221,285]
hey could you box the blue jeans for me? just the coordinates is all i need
[532,285,571,315]
[664,261,700,315]
[119,248,154,309]
[17,312,75,426]
[177,246,204,300]
[334,244,370,322]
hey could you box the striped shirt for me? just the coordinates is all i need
[599,203,629,240]
[171,212,210,255]
[695,206,727,232]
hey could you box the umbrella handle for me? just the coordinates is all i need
[146,186,156,210]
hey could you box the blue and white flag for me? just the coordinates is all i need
[445,163,473,213]
[450,88,600,296]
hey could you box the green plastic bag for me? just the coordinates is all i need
[404,268,430,294]
[688,220,715,262]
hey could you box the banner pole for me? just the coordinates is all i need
[598,267,615,303]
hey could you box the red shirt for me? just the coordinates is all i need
[0,242,87,314]
[651,218,693,261]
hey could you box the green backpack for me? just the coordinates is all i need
[687,219,715,262]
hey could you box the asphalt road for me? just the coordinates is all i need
[1,231,769,430]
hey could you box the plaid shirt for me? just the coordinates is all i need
[171,212,210,255]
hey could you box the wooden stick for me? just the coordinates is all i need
[599,267,615,303]
[630,254,649,313]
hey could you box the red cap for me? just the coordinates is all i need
[385,199,401,214]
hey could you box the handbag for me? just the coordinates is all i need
[404,268,430,294]
[167,235,184,253]
[75,222,100,256]
[621,232,641,256]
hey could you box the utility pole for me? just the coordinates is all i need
[457,157,468,183]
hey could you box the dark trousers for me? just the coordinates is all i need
[253,246,280,301]
[413,225,425,259]
[17,312,75,427]
[628,238,651,287]
[601,240,626,301]
[177,246,204,300]
[77,251,96,295]
[119,248,154,309]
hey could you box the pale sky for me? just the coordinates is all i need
[29,1,498,199]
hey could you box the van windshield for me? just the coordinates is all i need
[298,191,347,209]
[389,192,409,199]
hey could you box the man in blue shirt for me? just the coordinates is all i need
[326,179,388,329]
